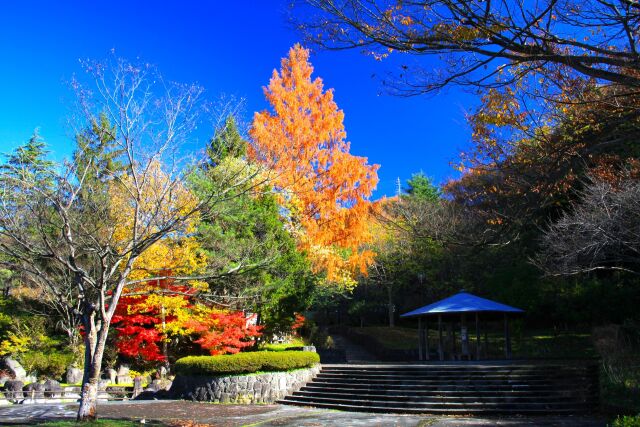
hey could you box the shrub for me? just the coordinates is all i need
[174,350,319,376]
[611,415,640,427]
[261,337,305,352]
[19,350,74,380]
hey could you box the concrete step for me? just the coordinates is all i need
[291,390,591,404]
[319,371,593,379]
[299,385,595,398]
[311,379,591,389]
[305,382,592,394]
[320,365,592,372]
[321,363,595,370]
[310,377,575,387]
[279,363,598,414]
[315,372,591,381]
[278,398,589,415]
[283,394,589,409]
[294,386,595,401]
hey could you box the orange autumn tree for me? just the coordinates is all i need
[249,44,379,289]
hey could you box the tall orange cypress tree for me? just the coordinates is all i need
[249,44,379,288]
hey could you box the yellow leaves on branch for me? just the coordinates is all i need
[249,44,379,289]
[0,332,31,357]
[108,160,206,282]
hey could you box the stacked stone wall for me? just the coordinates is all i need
[170,365,320,403]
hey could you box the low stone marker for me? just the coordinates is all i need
[132,376,144,399]
[66,366,83,384]
[106,368,117,384]
[43,379,63,398]
[116,366,130,385]
[4,380,24,403]
[23,382,46,403]
[4,358,26,381]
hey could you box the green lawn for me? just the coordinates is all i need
[350,326,597,359]
[350,326,418,350]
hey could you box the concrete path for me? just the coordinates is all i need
[0,401,607,426]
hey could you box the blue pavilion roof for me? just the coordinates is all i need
[400,292,524,318]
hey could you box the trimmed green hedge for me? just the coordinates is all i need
[263,345,304,352]
[174,351,320,376]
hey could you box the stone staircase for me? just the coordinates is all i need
[330,334,377,363]
[280,363,599,414]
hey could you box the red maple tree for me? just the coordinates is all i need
[183,311,263,356]
[112,276,263,361]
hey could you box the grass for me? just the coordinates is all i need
[350,326,418,350]
[597,327,640,415]
[350,326,597,359]
[511,330,597,359]
[603,381,640,415]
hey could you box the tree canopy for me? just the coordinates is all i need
[299,0,640,92]
[249,44,379,289]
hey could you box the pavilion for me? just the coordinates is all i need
[400,291,524,361]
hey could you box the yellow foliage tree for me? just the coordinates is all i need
[249,44,379,289]
[108,161,209,361]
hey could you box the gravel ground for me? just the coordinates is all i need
[0,401,607,426]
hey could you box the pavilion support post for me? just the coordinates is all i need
[475,312,480,360]
[484,322,489,359]
[418,317,423,361]
[504,314,512,359]
[425,319,430,361]
[461,313,469,359]
[451,324,456,359]
[438,315,444,361]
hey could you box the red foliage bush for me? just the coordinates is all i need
[183,312,263,355]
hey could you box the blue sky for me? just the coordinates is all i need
[0,1,476,198]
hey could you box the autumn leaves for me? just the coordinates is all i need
[250,44,379,289]
[112,44,379,360]
[121,44,378,292]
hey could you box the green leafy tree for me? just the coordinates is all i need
[73,113,125,186]
[193,117,317,336]
[0,57,246,422]
[1,130,53,184]
[405,172,441,202]
[208,116,247,162]
[354,173,447,328]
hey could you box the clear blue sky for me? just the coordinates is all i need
[0,1,476,198]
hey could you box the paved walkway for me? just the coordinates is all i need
[0,401,606,426]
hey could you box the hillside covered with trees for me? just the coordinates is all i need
[1,0,640,419]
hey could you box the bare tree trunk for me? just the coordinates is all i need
[77,381,98,421]
[387,285,395,328]
[161,305,169,370]
[78,322,98,421]
[77,313,109,421]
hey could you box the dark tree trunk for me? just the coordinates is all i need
[387,285,394,328]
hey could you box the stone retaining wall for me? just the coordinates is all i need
[170,364,320,404]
